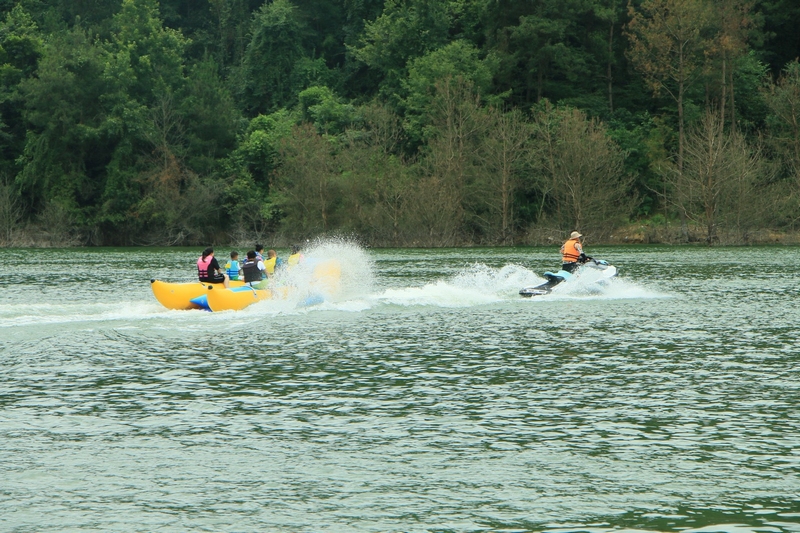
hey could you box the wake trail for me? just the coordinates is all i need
[351,261,665,310]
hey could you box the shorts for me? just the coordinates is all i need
[200,275,226,284]
[561,262,579,273]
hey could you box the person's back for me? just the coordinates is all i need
[264,249,278,276]
[241,250,265,285]
[197,247,229,287]
[287,245,303,267]
[225,251,240,280]
[560,231,585,273]
[255,244,268,278]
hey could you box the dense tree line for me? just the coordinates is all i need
[0,0,799,246]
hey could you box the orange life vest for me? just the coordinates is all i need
[561,238,582,263]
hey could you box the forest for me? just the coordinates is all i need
[1,0,799,247]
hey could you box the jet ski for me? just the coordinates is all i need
[519,258,618,297]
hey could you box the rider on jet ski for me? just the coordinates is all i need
[520,230,613,297]
[561,231,589,273]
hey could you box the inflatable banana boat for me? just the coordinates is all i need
[190,284,272,312]
[149,279,237,310]
[150,259,341,312]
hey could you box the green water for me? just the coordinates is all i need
[1,242,798,532]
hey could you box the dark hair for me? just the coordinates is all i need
[255,243,264,252]
[230,251,238,258]
[291,244,299,254]
[202,247,214,259]
[247,250,257,259]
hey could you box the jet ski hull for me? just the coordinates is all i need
[520,260,617,297]
[519,271,570,297]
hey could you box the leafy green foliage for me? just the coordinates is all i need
[0,5,41,177]
[1,0,799,245]
[401,40,498,143]
[17,26,109,215]
[298,85,358,135]
[352,0,451,103]
[239,0,324,114]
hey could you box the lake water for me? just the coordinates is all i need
[1,241,799,533]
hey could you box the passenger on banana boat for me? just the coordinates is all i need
[197,247,229,288]
[225,250,241,281]
[264,249,281,277]
[152,243,340,311]
[287,244,303,267]
[241,250,267,288]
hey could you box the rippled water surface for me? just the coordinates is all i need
[1,243,799,532]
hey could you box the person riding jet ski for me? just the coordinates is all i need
[520,230,616,297]
[561,231,588,273]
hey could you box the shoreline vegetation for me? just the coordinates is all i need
[4,220,800,248]
[1,1,800,248]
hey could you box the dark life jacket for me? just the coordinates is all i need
[241,259,262,283]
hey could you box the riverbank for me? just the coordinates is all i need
[604,223,800,245]
[4,222,800,248]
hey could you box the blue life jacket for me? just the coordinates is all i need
[226,260,240,280]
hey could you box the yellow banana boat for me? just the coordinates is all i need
[150,258,342,311]
[203,284,271,312]
[311,259,341,294]
[150,279,245,310]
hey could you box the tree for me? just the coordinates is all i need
[762,59,800,227]
[763,61,800,179]
[476,107,533,244]
[674,109,768,243]
[229,110,295,190]
[0,4,41,178]
[338,101,414,245]
[298,85,357,135]
[532,103,632,237]
[134,151,224,245]
[16,26,109,221]
[590,0,628,114]
[207,0,256,69]
[223,110,294,238]
[106,0,187,105]
[757,0,800,77]
[626,0,713,236]
[97,0,191,241]
[239,0,324,115]
[352,0,451,103]
[46,0,121,29]
[179,57,241,174]
[0,173,21,244]
[488,0,597,107]
[414,77,485,245]
[706,0,755,131]
[401,40,497,144]
[275,123,340,235]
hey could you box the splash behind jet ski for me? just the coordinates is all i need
[519,258,618,297]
